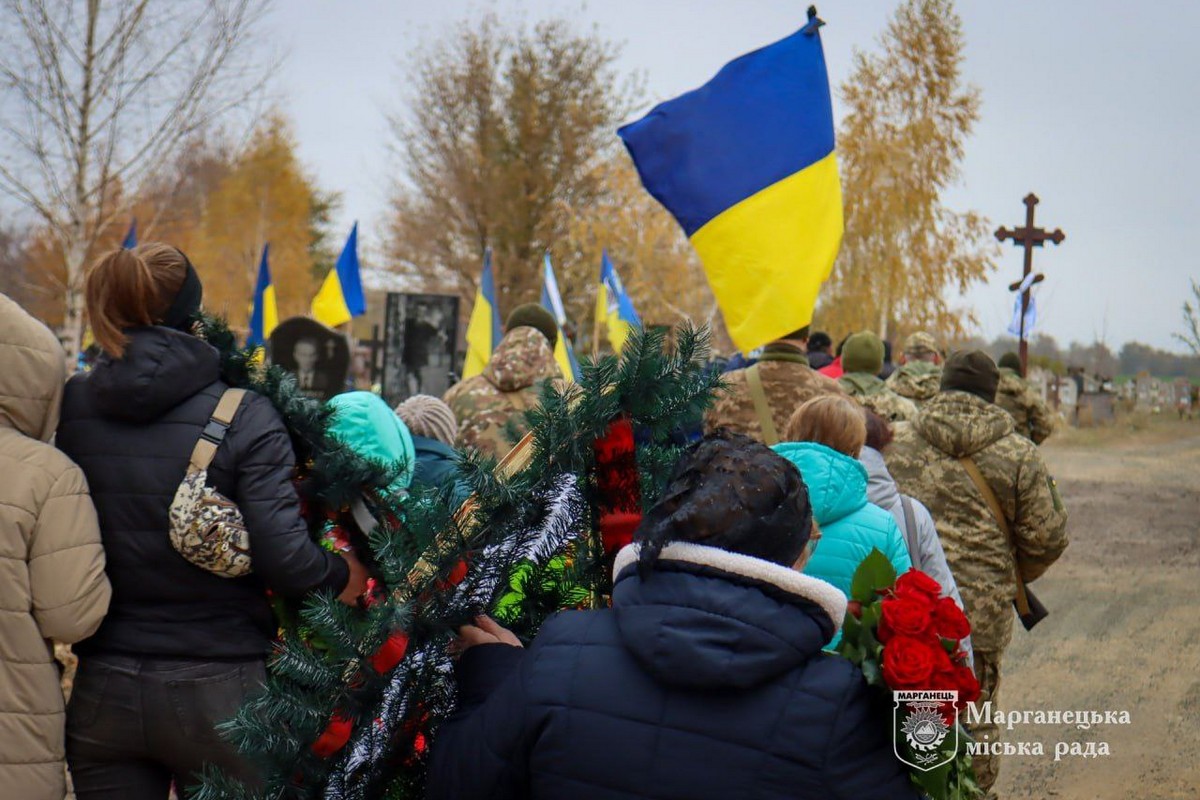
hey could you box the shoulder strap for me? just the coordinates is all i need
[188,388,248,473]
[958,455,1031,616]
[745,363,780,446]
[900,496,922,571]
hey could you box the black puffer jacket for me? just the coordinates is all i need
[427,542,918,800]
[57,326,348,660]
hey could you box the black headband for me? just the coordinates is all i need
[160,249,203,331]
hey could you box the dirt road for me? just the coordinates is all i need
[996,419,1200,799]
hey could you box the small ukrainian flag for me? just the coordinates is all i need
[541,252,580,382]
[247,244,277,348]
[596,250,641,354]
[618,11,843,353]
[312,223,366,328]
[462,248,502,379]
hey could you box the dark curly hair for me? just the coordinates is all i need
[635,430,813,575]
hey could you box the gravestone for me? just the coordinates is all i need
[270,317,350,402]
[381,293,459,408]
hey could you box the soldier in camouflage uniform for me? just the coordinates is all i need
[996,352,1055,444]
[444,305,562,461]
[837,331,918,423]
[704,326,843,444]
[887,331,943,406]
[885,351,1068,797]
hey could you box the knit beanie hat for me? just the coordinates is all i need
[998,352,1022,372]
[941,350,1000,403]
[506,303,558,348]
[394,394,458,446]
[841,331,885,375]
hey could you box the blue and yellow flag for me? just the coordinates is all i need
[540,252,580,382]
[312,223,366,328]
[247,244,278,348]
[122,219,138,249]
[595,250,641,354]
[617,13,842,353]
[463,248,502,379]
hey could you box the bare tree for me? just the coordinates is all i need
[1176,279,1200,355]
[0,0,272,355]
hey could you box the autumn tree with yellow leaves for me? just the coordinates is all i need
[384,16,639,313]
[818,0,997,344]
[17,115,336,336]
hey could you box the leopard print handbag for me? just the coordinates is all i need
[168,388,253,578]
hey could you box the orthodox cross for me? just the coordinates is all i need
[995,193,1064,377]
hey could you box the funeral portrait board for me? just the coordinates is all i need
[381,293,459,407]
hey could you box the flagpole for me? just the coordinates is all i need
[592,288,602,359]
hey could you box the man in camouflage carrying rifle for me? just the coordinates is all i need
[885,350,1069,797]
[703,326,843,445]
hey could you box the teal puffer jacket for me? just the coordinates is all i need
[772,441,912,645]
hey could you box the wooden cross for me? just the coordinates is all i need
[995,193,1064,377]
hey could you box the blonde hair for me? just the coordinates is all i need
[85,243,188,358]
[785,395,867,457]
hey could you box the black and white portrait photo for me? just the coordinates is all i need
[382,293,459,407]
[269,317,351,402]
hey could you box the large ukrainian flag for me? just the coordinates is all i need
[463,248,502,379]
[247,244,277,348]
[312,223,366,328]
[617,13,842,353]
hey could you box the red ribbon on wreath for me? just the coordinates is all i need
[593,415,642,555]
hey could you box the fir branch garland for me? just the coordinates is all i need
[192,320,720,800]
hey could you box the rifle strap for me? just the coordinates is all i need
[959,455,1032,616]
[745,364,780,446]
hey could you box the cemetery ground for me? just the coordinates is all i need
[997,414,1200,799]
[56,414,1200,798]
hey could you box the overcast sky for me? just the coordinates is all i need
[270,0,1199,353]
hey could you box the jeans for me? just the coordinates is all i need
[66,654,266,800]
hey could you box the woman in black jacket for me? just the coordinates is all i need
[427,431,918,800]
[57,244,367,799]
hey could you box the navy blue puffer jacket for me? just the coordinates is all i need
[427,542,918,800]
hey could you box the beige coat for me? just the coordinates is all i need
[0,293,110,799]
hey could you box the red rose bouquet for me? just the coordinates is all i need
[836,550,982,800]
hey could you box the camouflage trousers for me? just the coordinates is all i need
[966,650,1002,798]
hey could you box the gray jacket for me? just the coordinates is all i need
[859,446,973,668]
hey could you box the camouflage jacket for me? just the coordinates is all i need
[997,368,1055,445]
[884,391,1068,653]
[887,361,941,406]
[839,372,919,423]
[443,327,561,460]
[704,344,843,443]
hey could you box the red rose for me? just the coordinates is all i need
[846,600,863,619]
[894,569,943,605]
[311,710,353,758]
[370,631,410,675]
[880,595,935,639]
[933,596,972,642]
[954,664,982,705]
[881,635,943,689]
